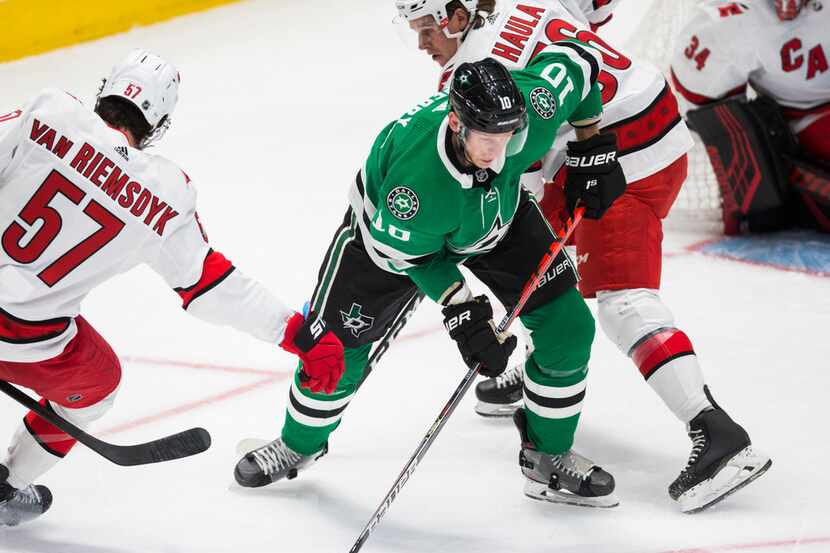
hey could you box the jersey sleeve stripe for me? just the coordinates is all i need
[543,42,601,100]
[174,249,236,310]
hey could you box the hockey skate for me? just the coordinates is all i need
[475,361,523,417]
[0,464,52,527]
[234,437,327,488]
[669,392,771,513]
[513,408,619,508]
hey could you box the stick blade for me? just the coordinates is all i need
[101,427,212,466]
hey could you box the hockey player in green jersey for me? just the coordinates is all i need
[234,44,626,507]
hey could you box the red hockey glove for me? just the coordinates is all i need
[279,313,344,394]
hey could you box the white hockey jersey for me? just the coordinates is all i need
[671,0,830,138]
[437,0,693,187]
[0,89,292,362]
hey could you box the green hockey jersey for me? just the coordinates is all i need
[347,41,603,303]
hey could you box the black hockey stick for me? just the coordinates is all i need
[357,289,425,389]
[349,208,585,553]
[0,380,211,466]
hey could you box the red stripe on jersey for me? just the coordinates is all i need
[630,328,695,380]
[603,82,682,156]
[24,400,76,457]
[0,307,70,344]
[175,249,235,310]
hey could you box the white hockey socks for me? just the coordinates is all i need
[597,289,712,423]
[3,389,118,488]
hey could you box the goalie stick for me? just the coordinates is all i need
[0,380,211,466]
[349,208,585,553]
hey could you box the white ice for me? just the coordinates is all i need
[1,1,829,552]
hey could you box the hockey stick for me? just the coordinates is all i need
[0,380,211,466]
[349,207,585,552]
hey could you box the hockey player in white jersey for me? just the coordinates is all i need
[671,0,830,232]
[0,49,345,527]
[395,0,772,512]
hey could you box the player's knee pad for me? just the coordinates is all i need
[51,385,120,428]
[526,288,595,375]
[596,288,675,354]
[597,289,698,380]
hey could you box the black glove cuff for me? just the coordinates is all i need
[293,315,328,353]
[565,133,619,174]
[441,295,493,339]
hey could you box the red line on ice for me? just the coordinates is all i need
[657,536,830,553]
[104,326,443,435]
[99,374,285,436]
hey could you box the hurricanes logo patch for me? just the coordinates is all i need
[386,186,419,220]
[530,87,556,120]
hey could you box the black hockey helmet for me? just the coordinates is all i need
[449,58,528,135]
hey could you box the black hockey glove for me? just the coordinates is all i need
[564,133,626,219]
[442,295,517,378]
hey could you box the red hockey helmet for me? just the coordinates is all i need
[774,0,808,20]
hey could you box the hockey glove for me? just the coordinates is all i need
[280,312,345,394]
[564,133,626,219]
[442,295,517,378]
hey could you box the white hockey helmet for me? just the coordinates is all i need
[98,49,180,147]
[774,0,809,19]
[394,0,478,38]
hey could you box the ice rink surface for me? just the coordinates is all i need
[1,1,829,552]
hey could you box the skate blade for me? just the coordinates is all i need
[523,480,620,508]
[475,401,520,418]
[678,446,772,514]
[235,438,270,457]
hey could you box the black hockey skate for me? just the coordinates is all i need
[0,464,52,527]
[669,389,771,513]
[475,362,523,417]
[234,438,327,488]
[513,408,618,508]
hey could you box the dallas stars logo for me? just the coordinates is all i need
[386,186,420,220]
[530,87,556,120]
[340,303,375,338]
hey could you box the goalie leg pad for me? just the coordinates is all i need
[686,96,799,234]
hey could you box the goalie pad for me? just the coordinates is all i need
[686,97,798,234]
[788,156,830,232]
